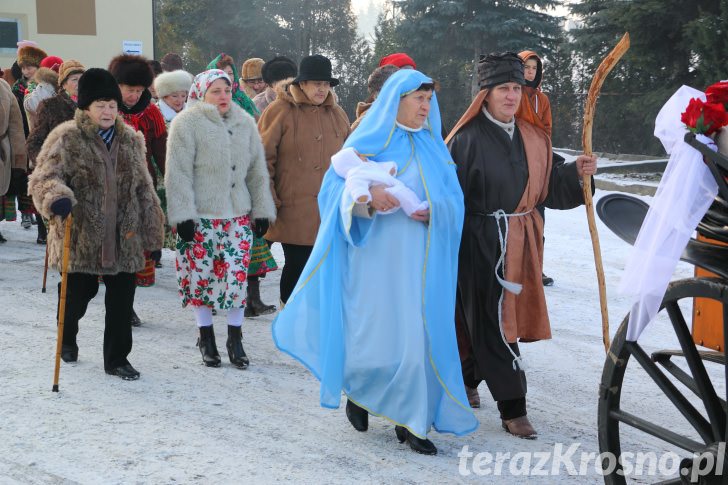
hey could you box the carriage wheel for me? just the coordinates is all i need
[598,277,727,484]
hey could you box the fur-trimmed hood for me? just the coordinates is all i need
[31,67,58,88]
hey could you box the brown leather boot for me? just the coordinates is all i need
[465,385,480,408]
[502,415,537,439]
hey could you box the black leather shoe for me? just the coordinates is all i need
[105,363,140,380]
[346,399,368,432]
[61,344,78,363]
[542,273,554,286]
[130,309,142,327]
[395,426,437,455]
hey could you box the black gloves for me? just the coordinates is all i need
[253,218,269,239]
[9,168,28,196]
[149,250,162,263]
[50,198,72,220]
[176,219,195,242]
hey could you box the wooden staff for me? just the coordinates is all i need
[42,221,50,293]
[52,213,72,392]
[582,33,630,354]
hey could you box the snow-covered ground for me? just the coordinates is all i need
[0,155,717,484]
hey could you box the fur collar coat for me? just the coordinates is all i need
[164,101,276,225]
[25,90,76,168]
[29,110,164,274]
[257,79,350,245]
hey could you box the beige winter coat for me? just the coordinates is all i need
[0,78,26,195]
[257,79,350,245]
[29,110,164,274]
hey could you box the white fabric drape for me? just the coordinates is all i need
[619,85,719,341]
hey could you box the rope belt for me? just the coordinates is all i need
[489,208,532,371]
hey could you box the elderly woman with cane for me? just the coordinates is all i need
[29,68,164,380]
[272,69,478,455]
[165,69,276,369]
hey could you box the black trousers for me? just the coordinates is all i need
[456,305,527,420]
[58,272,136,370]
[280,243,313,304]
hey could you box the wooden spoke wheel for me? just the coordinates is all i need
[598,278,728,484]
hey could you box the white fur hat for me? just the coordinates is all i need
[154,70,193,98]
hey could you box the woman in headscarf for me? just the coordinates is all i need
[165,69,276,369]
[209,53,277,314]
[272,69,478,455]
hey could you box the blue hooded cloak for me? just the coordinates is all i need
[272,69,478,438]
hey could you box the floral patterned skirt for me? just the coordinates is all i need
[175,215,253,310]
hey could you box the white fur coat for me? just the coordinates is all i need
[164,102,276,225]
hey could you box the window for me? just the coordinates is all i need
[0,17,21,54]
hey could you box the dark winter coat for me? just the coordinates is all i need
[29,109,164,274]
[25,90,76,168]
[257,78,350,245]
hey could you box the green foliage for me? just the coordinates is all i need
[373,0,564,132]
[155,0,371,120]
[570,0,727,154]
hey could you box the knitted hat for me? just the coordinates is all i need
[16,40,38,51]
[160,53,183,72]
[77,68,123,110]
[241,58,264,81]
[40,56,63,72]
[477,52,525,90]
[57,59,86,87]
[379,53,416,69]
[17,46,48,68]
[261,56,297,85]
[187,69,230,106]
[292,55,339,87]
[108,54,154,87]
[154,70,194,98]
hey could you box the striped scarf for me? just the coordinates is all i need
[98,126,115,150]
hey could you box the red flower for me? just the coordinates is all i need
[189,259,197,270]
[213,259,228,279]
[192,243,206,259]
[180,277,190,288]
[199,279,208,288]
[682,98,728,136]
[238,239,251,251]
[235,270,247,282]
[189,298,204,306]
[193,232,204,242]
[242,252,250,267]
[223,221,232,233]
[706,81,728,106]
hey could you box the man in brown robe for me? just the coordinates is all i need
[446,52,597,438]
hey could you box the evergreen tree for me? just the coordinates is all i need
[570,0,726,154]
[155,0,369,120]
[374,0,564,132]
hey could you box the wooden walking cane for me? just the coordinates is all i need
[582,33,630,354]
[42,223,50,293]
[52,213,72,392]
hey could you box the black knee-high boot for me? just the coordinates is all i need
[244,276,276,317]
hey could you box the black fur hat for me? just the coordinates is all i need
[108,54,154,88]
[478,52,525,90]
[77,68,123,110]
[261,56,298,85]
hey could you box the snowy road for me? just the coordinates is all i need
[0,177,707,483]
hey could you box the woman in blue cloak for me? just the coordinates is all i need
[272,69,478,455]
